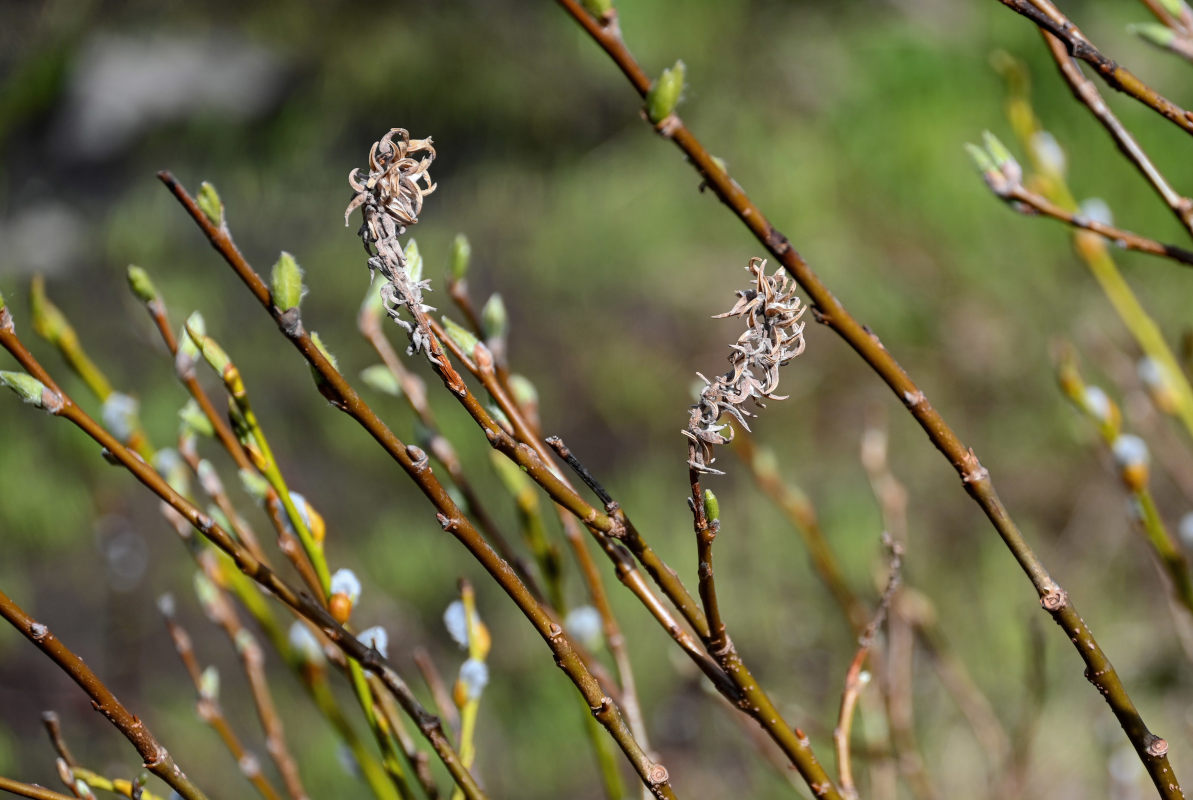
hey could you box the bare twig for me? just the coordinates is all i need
[158,172,675,799]
[834,536,903,800]
[997,0,1193,140]
[548,4,1182,795]
[0,777,78,800]
[0,587,209,800]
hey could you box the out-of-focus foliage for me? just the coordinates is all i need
[2,1,1193,798]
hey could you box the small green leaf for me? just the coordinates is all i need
[197,181,224,227]
[126,265,158,303]
[271,251,306,312]
[185,314,230,373]
[239,469,270,502]
[450,234,472,281]
[178,399,214,438]
[198,665,220,701]
[441,316,480,355]
[964,143,995,174]
[481,293,508,340]
[581,0,612,16]
[309,331,339,370]
[360,364,402,397]
[508,374,538,409]
[646,60,685,124]
[1129,22,1177,48]
[0,371,52,409]
[404,239,423,283]
[703,489,720,522]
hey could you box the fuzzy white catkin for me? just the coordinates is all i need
[101,392,139,441]
[1082,386,1112,422]
[1111,434,1149,469]
[1030,130,1066,176]
[458,658,489,700]
[564,605,604,650]
[330,568,362,604]
[288,621,324,664]
[1179,513,1193,548]
[1079,197,1114,227]
[358,626,389,659]
[443,600,469,648]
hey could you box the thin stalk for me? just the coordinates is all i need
[993,56,1193,449]
[999,184,1193,266]
[0,587,210,800]
[0,318,487,800]
[161,607,285,800]
[549,5,1182,795]
[0,777,79,800]
[997,0,1193,140]
[834,537,903,800]
[157,174,675,799]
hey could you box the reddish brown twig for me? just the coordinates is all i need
[0,587,209,800]
[0,316,486,800]
[1002,31,1193,237]
[994,183,1193,266]
[161,605,284,800]
[549,4,1182,795]
[0,777,79,800]
[157,172,674,799]
[834,536,903,800]
[998,0,1193,139]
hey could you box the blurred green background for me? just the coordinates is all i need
[3,1,1193,797]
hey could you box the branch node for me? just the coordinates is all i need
[1041,586,1069,612]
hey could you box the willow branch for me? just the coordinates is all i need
[0,777,78,800]
[834,536,903,800]
[0,320,486,800]
[1026,26,1193,236]
[0,587,209,800]
[997,0,1193,139]
[994,184,1193,266]
[157,174,675,799]
[161,608,284,800]
[550,3,1183,796]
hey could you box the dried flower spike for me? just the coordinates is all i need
[345,127,437,231]
[684,257,807,474]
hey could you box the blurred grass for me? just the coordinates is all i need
[3,0,1193,798]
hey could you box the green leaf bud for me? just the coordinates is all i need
[193,571,220,619]
[185,314,230,374]
[197,181,224,228]
[309,331,338,370]
[198,665,220,701]
[508,374,538,409]
[126,265,158,304]
[0,371,56,411]
[270,251,306,312]
[360,364,402,397]
[964,143,995,174]
[481,293,508,340]
[581,0,613,17]
[360,275,385,323]
[1128,22,1177,48]
[178,399,215,438]
[646,60,685,124]
[441,316,480,355]
[1158,0,1190,19]
[450,234,472,281]
[239,469,271,503]
[403,239,423,283]
[703,489,720,522]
